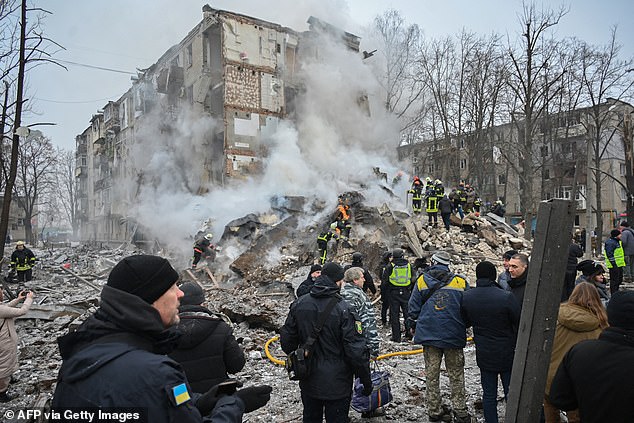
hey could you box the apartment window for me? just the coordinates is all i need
[428,163,435,174]
[543,191,553,200]
[544,169,550,180]
[498,174,506,185]
[460,139,465,149]
[621,163,627,176]
[540,145,549,157]
[555,186,572,200]
[413,166,419,175]
[460,159,467,169]
[621,187,628,202]
[412,157,418,164]
[186,44,193,67]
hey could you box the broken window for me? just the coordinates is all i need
[498,174,506,185]
[186,44,193,67]
[460,158,467,169]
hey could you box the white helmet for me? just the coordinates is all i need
[204,233,213,241]
[330,222,338,230]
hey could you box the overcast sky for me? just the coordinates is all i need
[26,0,634,151]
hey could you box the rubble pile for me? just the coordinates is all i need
[1,199,532,422]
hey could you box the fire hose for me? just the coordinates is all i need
[264,335,474,366]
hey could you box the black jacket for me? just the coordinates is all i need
[52,286,244,423]
[169,305,246,393]
[344,259,376,294]
[508,268,528,308]
[550,327,634,423]
[279,275,371,400]
[438,196,453,214]
[461,278,520,372]
[566,243,583,274]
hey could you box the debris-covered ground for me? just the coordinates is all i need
[1,198,555,422]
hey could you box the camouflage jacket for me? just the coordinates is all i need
[341,283,379,356]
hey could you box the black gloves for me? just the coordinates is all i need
[195,383,223,416]
[360,375,373,396]
[235,385,273,413]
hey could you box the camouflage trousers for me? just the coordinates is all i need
[423,346,468,418]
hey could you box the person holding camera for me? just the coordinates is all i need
[0,288,34,402]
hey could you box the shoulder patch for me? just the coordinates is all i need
[355,320,363,334]
[171,383,191,406]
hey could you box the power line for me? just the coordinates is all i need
[57,59,137,75]
[33,97,114,104]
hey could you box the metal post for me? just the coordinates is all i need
[505,199,575,423]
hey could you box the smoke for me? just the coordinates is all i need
[119,3,406,266]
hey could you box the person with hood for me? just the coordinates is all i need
[604,229,625,294]
[438,194,454,231]
[550,290,634,423]
[575,260,610,307]
[344,252,376,295]
[0,288,34,402]
[461,261,520,423]
[407,251,471,423]
[280,262,372,422]
[543,282,608,423]
[10,241,36,282]
[52,255,271,423]
[497,250,518,291]
[563,240,584,301]
[169,283,246,393]
[507,254,530,309]
[381,248,415,342]
[296,265,322,298]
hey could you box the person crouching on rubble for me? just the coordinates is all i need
[52,254,271,422]
[0,288,34,402]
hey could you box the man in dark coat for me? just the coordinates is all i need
[563,241,584,301]
[550,290,634,423]
[507,253,529,309]
[280,262,372,423]
[344,252,376,295]
[10,241,36,282]
[52,255,271,423]
[296,264,322,297]
[438,194,454,231]
[461,261,520,423]
[169,283,246,393]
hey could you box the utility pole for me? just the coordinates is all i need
[585,121,594,258]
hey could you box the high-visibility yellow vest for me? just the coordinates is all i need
[389,263,412,286]
[605,241,626,268]
[426,196,438,213]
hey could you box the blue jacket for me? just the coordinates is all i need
[461,278,520,372]
[52,286,244,423]
[408,264,468,349]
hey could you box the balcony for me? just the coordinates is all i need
[94,178,111,191]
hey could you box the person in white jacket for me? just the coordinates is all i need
[0,288,34,402]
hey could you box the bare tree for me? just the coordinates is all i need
[13,130,56,243]
[579,28,634,251]
[506,2,568,239]
[54,148,79,237]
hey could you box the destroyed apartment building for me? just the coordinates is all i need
[74,6,364,246]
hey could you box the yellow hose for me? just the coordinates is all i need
[264,335,474,366]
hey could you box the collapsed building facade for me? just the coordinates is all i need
[397,99,634,232]
[74,6,362,245]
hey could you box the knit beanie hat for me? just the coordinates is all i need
[611,229,621,238]
[476,261,497,280]
[107,255,179,303]
[431,251,451,266]
[607,290,634,330]
[179,282,205,306]
[503,250,518,260]
[309,264,322,274]
[322,262,345,282]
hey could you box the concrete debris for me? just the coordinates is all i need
[1,193,542,421]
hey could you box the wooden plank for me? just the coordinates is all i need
[403,218,424,258]
[505,199,575,423]
[204,268,220,288]
[184,269,201,284]
[18,304,85,321]
[59,265,101,292]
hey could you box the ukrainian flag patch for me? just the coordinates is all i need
[172,383,191,405]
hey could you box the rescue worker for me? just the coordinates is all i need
[344,252,376,295]
[192,234,215,269]
[605,229,625,295]
[425,177,436,197]
[465,184,476,213]
[336,198,352,246]
[408,179,424,214]
[316,223,339,265]
[426,188,439,227]
[10,241,36,282]
[491,200,506,218]
[456,182,467,219]
[473,197,483,213]
[434,179,445,196]
[378,251,392,326]
[381,248,414,342]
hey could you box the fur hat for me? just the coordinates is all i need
[607,290,634,330]
[576,259,604,277]
[476,261,497,280]
[431,251,451,266]
[107,255,179,303]
[322,262,345,282]
[179,282,205,306]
